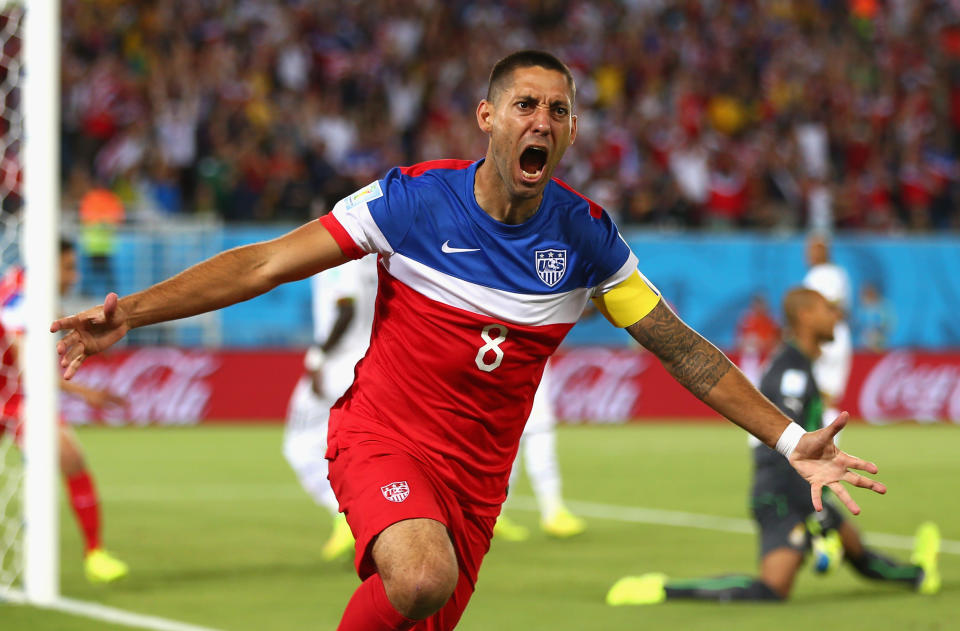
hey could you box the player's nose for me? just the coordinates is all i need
[531,105,551,133]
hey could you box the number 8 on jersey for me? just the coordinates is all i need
[475,324,508,372]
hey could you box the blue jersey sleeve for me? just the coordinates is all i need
[580,208,639,294]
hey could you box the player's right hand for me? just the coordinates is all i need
[51,292,129,379]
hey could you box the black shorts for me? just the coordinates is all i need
[751,491,845,558]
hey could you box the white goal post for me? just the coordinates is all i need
[9,0,60,604]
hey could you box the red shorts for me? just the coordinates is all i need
[328,435,496,630]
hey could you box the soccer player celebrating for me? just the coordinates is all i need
[1,239,128,583]
[606,287,940,606]
[53,52,886,630]
[283,256,378,561]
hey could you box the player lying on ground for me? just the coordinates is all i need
[284,256,378,561]
[53,51,886,630]
[0,239,128,583]
[607,288,940,606]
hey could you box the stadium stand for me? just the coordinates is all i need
[42,0,959,231]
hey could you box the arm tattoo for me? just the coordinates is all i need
[626,301,732,400]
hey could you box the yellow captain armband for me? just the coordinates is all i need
[591,270,661,328]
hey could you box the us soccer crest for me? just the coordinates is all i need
[535,249,567,287]
[381,481,410,503]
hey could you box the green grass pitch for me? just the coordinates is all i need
[1,422,956,630]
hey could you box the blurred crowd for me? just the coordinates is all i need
[7,0,960,231]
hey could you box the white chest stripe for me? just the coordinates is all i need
[383,253,591,326]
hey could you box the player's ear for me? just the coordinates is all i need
[477,99,493,133]
[569,113,578,146]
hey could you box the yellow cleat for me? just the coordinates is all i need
[493,514,530,542]
[541,506,586,539]
[606,573,667,606]
[321,513,355,562]
[84,549,129,584]
[811,530,844,574]
[911,521,941,595]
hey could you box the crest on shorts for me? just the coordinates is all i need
[381,481,410,503]
[535,249,567,287]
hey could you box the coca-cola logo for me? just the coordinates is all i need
[550,349,649,424]
[858,352,960,424]
[62,348,219,426]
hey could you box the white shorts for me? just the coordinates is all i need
[813,321,852,402]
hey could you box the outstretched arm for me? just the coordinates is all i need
[626,300,885,513]
[52,220,350,378]
[627,300,785,446]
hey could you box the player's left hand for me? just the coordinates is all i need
[789,412,887,515]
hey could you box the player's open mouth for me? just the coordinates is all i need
[519,146,548,182]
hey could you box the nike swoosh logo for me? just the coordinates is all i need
[441,240,480,254]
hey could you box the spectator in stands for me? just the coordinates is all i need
[33,1,960,232]
[77,176,124,299]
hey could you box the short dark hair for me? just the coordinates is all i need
[60,237,75,254]
[486,50,575,105]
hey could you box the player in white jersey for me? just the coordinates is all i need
[802,234,853,429]
[494,361,586,540]
[284,255,378,561]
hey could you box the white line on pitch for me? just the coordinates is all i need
[508,495,960,556]
[101,483,960,556]
[0,588,225,631]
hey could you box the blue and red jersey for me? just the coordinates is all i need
[321,159,642,515]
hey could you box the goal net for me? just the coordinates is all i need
[0,3,25,596]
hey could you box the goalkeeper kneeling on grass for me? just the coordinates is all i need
[607,287,940,606]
